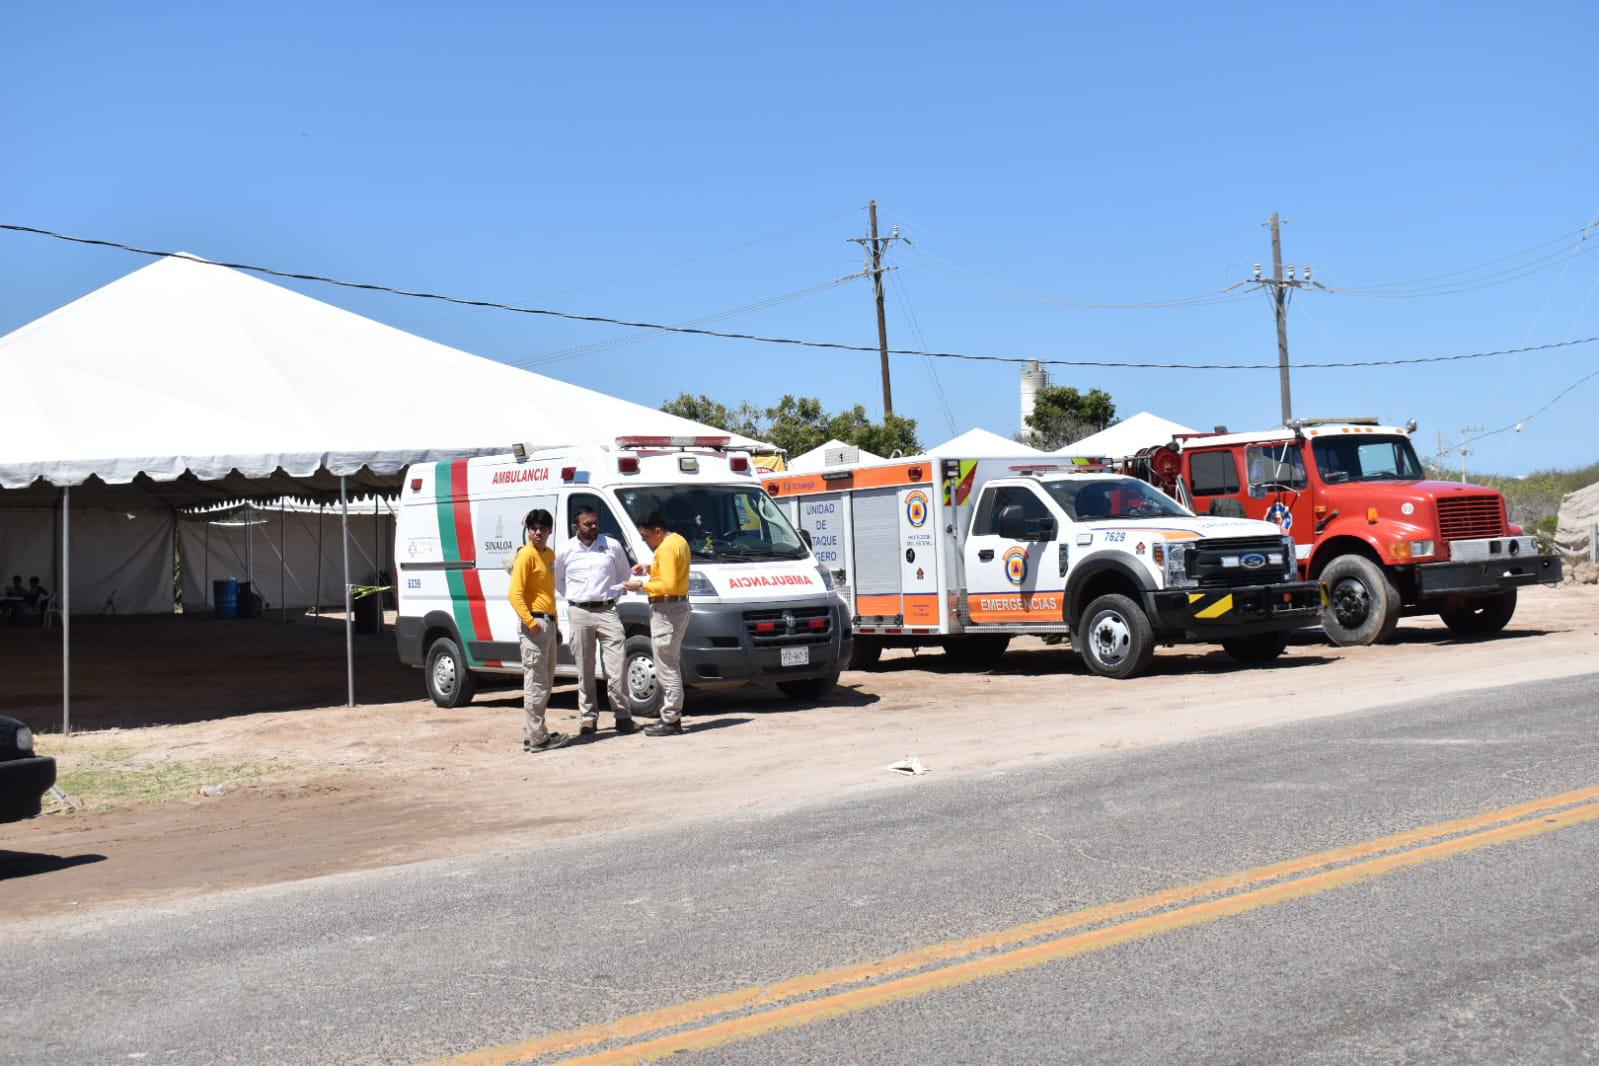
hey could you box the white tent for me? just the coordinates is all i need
[0,254,770,728]
[1054,412,1196,459]
[788,438,883,472]
[930,427,1045,457]
[0,254,766,492]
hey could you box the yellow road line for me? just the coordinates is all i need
[428,786,1599,1066]
[557,799,1599,1065]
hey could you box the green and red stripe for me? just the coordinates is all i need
[433,459,502,667]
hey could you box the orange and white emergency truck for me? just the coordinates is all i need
[765,448,1323,679]
[1114,418,1564,645]
[395,436,851,713]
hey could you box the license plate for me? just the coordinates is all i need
[780,645,809,667]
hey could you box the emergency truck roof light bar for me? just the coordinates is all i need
[615,435,731,450]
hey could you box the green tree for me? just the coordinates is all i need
[659,393,764,440]
[1024,386,1117,450]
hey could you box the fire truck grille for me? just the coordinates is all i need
[1190,536,1289,588]
[743,606,833,645]
[1436,496,1506,541]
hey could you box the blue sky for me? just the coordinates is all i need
[3,2,1596,474]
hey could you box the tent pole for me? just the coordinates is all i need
[314,506,324,619]
[341,476,354,707]
[62,486,71,735]
[372,496,382,636]
[204,519,211,609]
[280,501,287,623]
[246,501,254,593]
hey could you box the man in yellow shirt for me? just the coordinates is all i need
[623,511,691,736]
[509,509,571,753]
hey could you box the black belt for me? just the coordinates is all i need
[649,595,688,603]
[569,599,615,610]
[529,611,555,621]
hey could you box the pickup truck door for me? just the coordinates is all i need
[963,483,1069,625]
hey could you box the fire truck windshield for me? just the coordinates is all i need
[1044,477,1193,521]
[1311,435,1425,484]
[614,485,809,562]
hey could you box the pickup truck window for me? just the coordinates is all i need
[1043,477,1190,521]
[974,485,1054,535]
[1190,451,1241,496]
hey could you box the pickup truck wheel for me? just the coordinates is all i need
[941,635,1012,667]
[425,636,478,708]
[1078,594,1155,679]
[1320,555,1401,646]
[1222,631,1290,663]
[1439,589,1517,638]
[846,635,883,671]
[621,634,665,719]
[777,672,839,700]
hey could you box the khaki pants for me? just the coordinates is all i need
[650,601,691,726]
[570,603,629,724]
[520,621,556,744]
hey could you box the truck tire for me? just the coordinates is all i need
[1078,594,1156,679]
[777,671,840,701]
[621,633,665,719]
[846,635,883,671]
[425,635,478,708]
[1439,589,1517,638]
[1222,631,1290,663]
[1320,554,1401,646]
[1207,497,1247,518]
[941,635,1012,668]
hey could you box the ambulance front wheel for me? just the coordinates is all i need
[425,635,478,708]
[1078,594,1155,680]
[622,634,665,718]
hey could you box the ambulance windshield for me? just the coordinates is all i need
[1044,477,1192,521]
[615,485,809,562]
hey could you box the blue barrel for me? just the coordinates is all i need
[213,578,239,620]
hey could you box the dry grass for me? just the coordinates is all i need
[35,738,286,813]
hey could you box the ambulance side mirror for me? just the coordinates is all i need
[797,528,813,549]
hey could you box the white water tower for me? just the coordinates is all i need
[1020,359,1050,441]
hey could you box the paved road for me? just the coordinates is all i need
[4,672,1598,1064]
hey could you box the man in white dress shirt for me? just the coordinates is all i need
[555,504,636,735]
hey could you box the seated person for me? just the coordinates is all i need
[24,576,47,608]
[4,575,22,599]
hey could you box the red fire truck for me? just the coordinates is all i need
[1120,418,1562,645]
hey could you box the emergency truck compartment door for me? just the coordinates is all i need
[963,484,1068,625]
[852,488,902,619]
[898,485,939,626]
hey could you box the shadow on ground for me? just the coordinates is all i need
[0,850,107,881]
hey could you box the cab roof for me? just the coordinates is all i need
[1176,423,1410,450]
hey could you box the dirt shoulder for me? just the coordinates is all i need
[4,584,1595,929]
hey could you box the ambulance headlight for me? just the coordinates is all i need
[1282,535,1298,576]
[686,571,719,599]
[1164,543,1197,588]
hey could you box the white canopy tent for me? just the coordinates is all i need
[930,427,1046,458]
[1054,412,1197,459]
[787,438,884,472]
[0,254,771,730]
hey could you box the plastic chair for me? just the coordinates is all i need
[41,593,62,629]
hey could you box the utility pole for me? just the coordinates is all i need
[1458,425,1483,483]
[850,200,908,417]
[1247,214,1326,426]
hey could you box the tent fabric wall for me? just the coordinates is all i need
[178,505,392,611]
[1555,481,1599,565]
[0,507,175,615]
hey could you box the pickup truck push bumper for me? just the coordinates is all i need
[1147,580,1324,640]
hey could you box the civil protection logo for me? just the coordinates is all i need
[1266,502,1294,531]
[1003,546,1028,586]
[905,490,930,528]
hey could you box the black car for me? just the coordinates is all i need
[0,715,56,823]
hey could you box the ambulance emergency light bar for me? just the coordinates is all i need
[1007,457,1115,475]
[614,435,732,450]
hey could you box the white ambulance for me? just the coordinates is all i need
[395,436,851,712]
[766,450,1323,679]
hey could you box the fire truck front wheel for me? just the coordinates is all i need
[846,635,883,671]
[1439,589,1517,638]
[424,635,478,708]
[1078,594,1155,679]
[1320,554,1401,647]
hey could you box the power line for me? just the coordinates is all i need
[4,221,1598,371]
[1424,364,1599,463]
